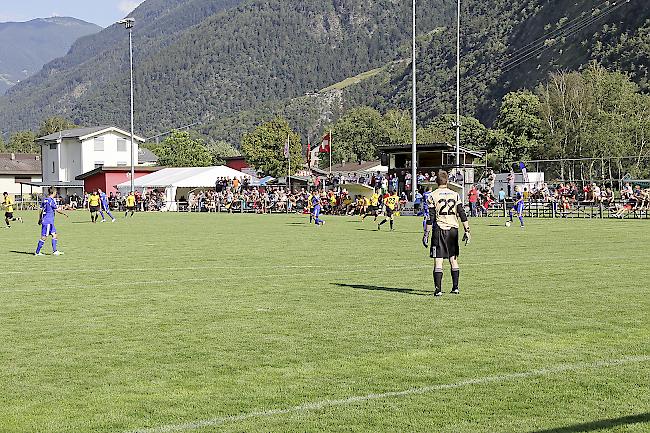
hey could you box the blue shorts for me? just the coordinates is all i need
[41,223,56,237]
[513,204,524,214]
[313,205,321,216]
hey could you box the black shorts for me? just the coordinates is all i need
[127,206,135,211]
[90,206,99,212]
[430,227,459,259]
[367,205,377,213]
[385,207,394,218]
[5,212,13,219]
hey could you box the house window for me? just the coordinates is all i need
[94,137,105,151]
[49,143,57,150]
[94,162,104,169]
[117,138,127,152]
[117,161,128,167]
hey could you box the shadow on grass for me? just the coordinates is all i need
[285,222,306,225]
[335,283,430,296]
[529,413,650,433]
[10,250,37,256]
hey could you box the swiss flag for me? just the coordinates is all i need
[319,132,331,153]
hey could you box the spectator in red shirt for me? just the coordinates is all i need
[468,185,479,217]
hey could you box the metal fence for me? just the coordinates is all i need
[483,200,650,219]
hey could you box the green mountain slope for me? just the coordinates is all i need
[364,0,650,125]
[0,17,101,93]
[0,0,452,137]
[1,0,647,145]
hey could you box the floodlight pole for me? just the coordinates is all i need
[411,0,417,202]
[118,18,136,193]
[455,0,461,182]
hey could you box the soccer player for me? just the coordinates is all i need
[36,188,68,256]
[88,190,101,223]
[422,186,433,246]
[98,188,116,222]
[307,191,314,223]
[378,191,399,231]
[3,192,23,228]
[312,193,324,226]
[509,186,525,228]
[362,190,380,221]
[125,191,136,217]
[424,171,471,296]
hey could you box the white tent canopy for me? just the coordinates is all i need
[116,166,252,211]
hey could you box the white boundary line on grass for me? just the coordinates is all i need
[5,255,641,277]
[126,354,650,433]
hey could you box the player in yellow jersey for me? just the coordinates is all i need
[377,192,399,231]
[307,191,314,223]
[424,171,471,296]
[125,191,136,217]
[88,190,101,223]
[3,192,23,228]
[362,190,381,221]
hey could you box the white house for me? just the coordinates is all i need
[36,126,146,196]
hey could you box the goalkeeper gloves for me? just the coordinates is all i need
[462,230,471,245]
[422,230,430,248]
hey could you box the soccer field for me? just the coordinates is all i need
[1,212,648,433]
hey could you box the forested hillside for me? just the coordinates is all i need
[0,0,648,152]
[0,0,451,137]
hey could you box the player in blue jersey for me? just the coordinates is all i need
[97,188,116,222]
[508,186,525,228]
[36,188,69,256]
[312,193,325,226]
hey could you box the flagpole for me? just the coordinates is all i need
[329,130,332,177]
[287,132,291,198]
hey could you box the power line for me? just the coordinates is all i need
[415,0,631,109]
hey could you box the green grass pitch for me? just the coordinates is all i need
[1,211,648,432]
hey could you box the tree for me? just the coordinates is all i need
[420,114,488,148]
[487,90,542,170]
[37,117,76,138]
[327,107,388,167]
[206,139,240,165]
[241,117,302,177]
[8,131,38,154]
[153,131,213,167]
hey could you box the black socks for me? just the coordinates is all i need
[451,268,460,290]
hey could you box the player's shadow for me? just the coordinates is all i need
[10,250,37,256]
[286,222,305,225]
[528,412,650,433]
[335,283,430,296]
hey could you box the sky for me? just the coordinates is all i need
[0,0,145,27]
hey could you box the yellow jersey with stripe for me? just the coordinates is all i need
[3,195,14,213]
[384,194,399,210]
[88,194,101,207]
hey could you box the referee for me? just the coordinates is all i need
[424,171,471,296]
